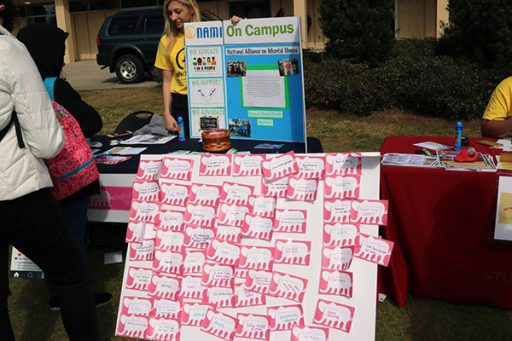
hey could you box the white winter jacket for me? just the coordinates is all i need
[0,26,64,200]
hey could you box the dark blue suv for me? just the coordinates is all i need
[96,8,219,83]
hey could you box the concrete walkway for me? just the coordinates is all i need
[62,59,158,91]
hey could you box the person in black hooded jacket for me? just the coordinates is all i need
[17,23,111,311]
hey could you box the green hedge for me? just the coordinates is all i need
[303,53,504,120]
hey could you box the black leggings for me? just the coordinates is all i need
[171,93,190,138]
[0,188,98,341]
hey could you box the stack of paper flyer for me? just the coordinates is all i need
[381,153,441,168]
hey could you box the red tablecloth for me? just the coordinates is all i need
[379,136,512,309]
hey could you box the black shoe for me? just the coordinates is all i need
[49,296,60,312]
[49,292,112,311]
[94,292,112,308]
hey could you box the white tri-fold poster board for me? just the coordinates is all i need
[185,17,306,143]
[115,152,391,341]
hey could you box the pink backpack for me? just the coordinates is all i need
[45,101,99,200]
[43,77,99,200]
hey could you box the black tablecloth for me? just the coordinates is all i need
[92,135,323,174]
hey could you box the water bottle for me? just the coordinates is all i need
[455,120,463,151]
[177,116,185,141]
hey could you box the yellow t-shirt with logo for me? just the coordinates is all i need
[154,34,187,95]
[483,77,512,121]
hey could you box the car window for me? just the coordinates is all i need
[145,15,164,34]
[108,16,139,35]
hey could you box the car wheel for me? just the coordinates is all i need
[115,54,145,84]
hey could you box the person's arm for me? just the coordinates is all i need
[481,118,512,138]
[54,79,103,137]
[161,69,180,132]
[7,38,63,158]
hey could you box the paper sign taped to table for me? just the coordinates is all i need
[495,176,512,241]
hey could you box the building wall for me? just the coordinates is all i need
[396,0,448,39]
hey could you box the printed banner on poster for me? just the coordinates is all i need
[185,17,306,143]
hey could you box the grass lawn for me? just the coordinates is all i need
[8,86,512,340]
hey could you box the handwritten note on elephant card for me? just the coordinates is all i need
[199,154,232,177]
[313,299,355,333]
[354,233,394,267]
[261,151,299,181]
[291,326,329,341]
[350,199,389,225]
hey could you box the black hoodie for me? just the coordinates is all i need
[17,23,102,201]
[17,23,102,137]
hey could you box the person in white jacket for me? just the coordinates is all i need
[0,1,98,340]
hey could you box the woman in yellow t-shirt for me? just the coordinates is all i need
[154,0,201,138]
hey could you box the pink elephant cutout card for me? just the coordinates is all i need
[152,250,183,275]
[150,297,181,320]
[125,266,152,292]
[158,180,190,207]
[319,269,353,298]
[201,262,235,288]
[154,229,185,252]
[313,299,355,333]
[296,155,326,179]
[241,213,274,240]
[145,317,180,341]
[248,195,276,218]
[274,209,307,233]
[206,239,241,266]
[129,200,161,224]
[325,152,362,177]
[216,202,250,228]
[120,296,152,317]
[261,176,289,198]
[322,222,360,247]
[273,239,311,266]
[128,239,155,261]
[182,249,206,275]
[157,209,185,232]
[200,309,238,341]
[203,286,234,308]
[220,181,255,205]
[183,226,215,250]
[132,180,160,202]
[354,233,394,267]
[350,199,389,225]
[159,156,194,181]
[291,326,329,341]
[184,203,217,228]
[199,154,232,176]
[188,183,222,207]
[181,302,212,326]
[136,158,162,181]
[244,270,273,294]
[148,273,181,300]
[215,224,242,243]
[125,219,146,243]
[238,245,274,275]
[233,283,267,308]
[261,151,299,181]
[115,313,149,339]
[286,176,319,201]
[235,313,271,340]
[232,154,264,176]
[267,271,308,303]
[267,304,304,331]
[179,275,206,301]
[321,245,354,271]
[324,175,361,199]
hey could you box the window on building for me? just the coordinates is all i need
[229,0,270,19]
[108,16,139,35]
